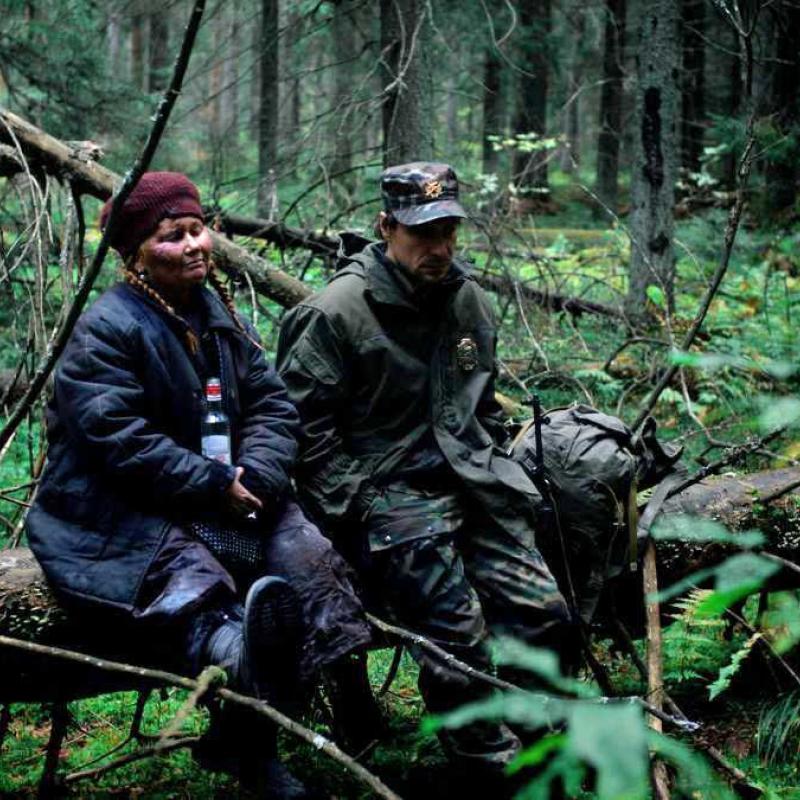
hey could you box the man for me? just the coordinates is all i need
[277,163,571,778]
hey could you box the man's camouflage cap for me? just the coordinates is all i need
[380,162,468,226]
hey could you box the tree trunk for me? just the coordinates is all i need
[257,0,280,217]
[763,1,800,217]
[595,0,626,215]
[130,12,146,91]
[221,0,240,140]
[106,9,122,77]
[560,8,584,174]
[626,0,679,320]
[511,0,551,194]
[380,0,434,166]
[680,0,705,174]
[330,0,359,180]
[482,41,504,175]
[209,11,224,141]
[148,10,169,93]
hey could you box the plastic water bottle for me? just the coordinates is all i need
[201,378,232,464]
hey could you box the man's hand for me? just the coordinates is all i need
[225,466,263,517]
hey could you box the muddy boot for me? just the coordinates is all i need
[195,703,322,799]
[203,576,303,712]
[324,652,386,753]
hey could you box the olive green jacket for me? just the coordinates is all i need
[276,240,541,547]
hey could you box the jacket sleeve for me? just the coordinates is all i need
[56,311,236,503]
[234,325,299,504]
[276,305,376,525]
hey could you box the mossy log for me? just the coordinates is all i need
[3,468,800,703]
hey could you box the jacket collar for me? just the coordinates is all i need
[341,241,468,311]
[120,282,239,334]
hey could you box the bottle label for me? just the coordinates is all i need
[202,435,232,465]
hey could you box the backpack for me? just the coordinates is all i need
[510,403,684,623]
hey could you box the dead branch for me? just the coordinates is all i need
[0,634,402,800]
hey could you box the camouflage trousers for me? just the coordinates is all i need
[350,479,571,770]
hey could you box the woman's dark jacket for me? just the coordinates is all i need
[26,282,299,613]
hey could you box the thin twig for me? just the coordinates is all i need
[364,613,695,732]
[64,735,200,784]
[0,635,402,800]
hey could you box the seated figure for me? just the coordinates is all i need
[277,162,574,788]
[25,172,372,799]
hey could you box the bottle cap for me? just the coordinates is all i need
[206,378,222,399]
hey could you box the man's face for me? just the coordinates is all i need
[381,215,460,284]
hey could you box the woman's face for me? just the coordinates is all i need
[136,216,212,299]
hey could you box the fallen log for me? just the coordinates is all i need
[0,107,623,320]
[3,467,800,703]
[0,107,310,311]
[217,211,626,320]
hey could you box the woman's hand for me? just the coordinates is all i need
[225,466,264,517]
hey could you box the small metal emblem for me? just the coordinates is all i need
[456,336,478,371]
[423,179,443,199]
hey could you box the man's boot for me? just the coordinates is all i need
[324,651,386,753]
[195,702,321,800]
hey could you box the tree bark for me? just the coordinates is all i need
[330,0,360,180]
[0,107,308,309]
[148,9,170,93]
[482,39,504,175]
[680,0,705,175]
[130,10,146,91]
[560,6,584,174]
[626,0,679,319]
[511,0,551,193]
[257,0,280,216]
[763,1,800,217]
[595,0,626,215]
[380,0,434,165]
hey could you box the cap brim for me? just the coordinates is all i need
[393,200,468,226]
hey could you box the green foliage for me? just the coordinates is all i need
[708,633,760,701]
[756,691,800,767]
[426,638,735,800]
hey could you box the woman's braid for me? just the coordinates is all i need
[207,261,264,351]
[123,268,200,355]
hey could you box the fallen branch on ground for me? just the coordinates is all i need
[0,634,402,800]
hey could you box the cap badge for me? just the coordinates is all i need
[456,337,478,371]
[423,179,443,199]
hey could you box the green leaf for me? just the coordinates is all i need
[648,731,736,799]
[709,633,760,700]
[493,638,598,698]
[567,702,650,800]
[759,397,800,432]
[646,285,666,308]
[714,552,780,593]
[424,690,568,735]
[509,732,568,772]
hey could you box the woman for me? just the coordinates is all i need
[25,172,372,798]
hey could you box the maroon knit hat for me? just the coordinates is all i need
[100,172,204,261]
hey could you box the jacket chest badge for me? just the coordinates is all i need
[456,336,478,371]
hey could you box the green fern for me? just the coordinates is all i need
[708,633,760,700]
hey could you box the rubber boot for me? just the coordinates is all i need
[203,576,303,712]
[195,703,321,799]
[324,652,386,753]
